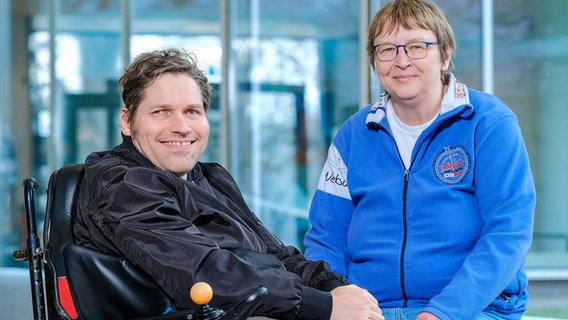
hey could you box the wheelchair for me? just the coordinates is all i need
[13,164,267,320]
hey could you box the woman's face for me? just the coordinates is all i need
[373,25,451,109]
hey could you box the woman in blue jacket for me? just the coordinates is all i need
[304,0,536,319]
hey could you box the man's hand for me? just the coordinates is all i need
[329,284,383,320]
[416,312,440,320]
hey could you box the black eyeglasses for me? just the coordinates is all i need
[372,41,439,62]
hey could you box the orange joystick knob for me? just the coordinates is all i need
[190,282,214,305]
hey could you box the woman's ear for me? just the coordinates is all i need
[120,108,131,136]
[441,50,452,71]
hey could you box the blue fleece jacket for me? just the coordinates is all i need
[304,75,536,320]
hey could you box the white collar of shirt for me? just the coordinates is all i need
[386,100,438,169]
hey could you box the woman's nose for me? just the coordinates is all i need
[394,48,412,67]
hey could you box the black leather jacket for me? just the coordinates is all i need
[73,137,347,320]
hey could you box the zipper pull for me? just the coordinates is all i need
[402,170,409,200]
[499,293,510,303]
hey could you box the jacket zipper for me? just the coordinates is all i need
[400,169,410,307]
[499,293,510,303]
[376,104,464,308]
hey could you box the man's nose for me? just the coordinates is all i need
[170,112,191,134]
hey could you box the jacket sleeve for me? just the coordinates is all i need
[84,165,335,320]
[200,162,350,291]
[424,111,536,319]
[304,140,355,277]
[196,249,334,320]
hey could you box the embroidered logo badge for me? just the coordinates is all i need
[433,146,470,184]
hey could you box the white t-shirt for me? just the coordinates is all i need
[386,102,438,169]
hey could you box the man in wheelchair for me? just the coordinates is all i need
[72,48,382,320]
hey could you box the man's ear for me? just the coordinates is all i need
[120,108,131,136]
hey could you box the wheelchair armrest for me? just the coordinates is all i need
[148,286,268,320]
[62,245,268,320]
[220,286,268,320]
[63,244,176,319]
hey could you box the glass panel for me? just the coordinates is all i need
[24,0,123,268]
[440,0,482,89]
[229,0,360,248]
[28,0,124,171]
[9,0,568,279]
[0,1,17,266]
[493,1,568,262]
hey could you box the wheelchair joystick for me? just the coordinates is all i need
[190,282,226,320]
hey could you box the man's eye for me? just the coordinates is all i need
[187,109,204,116]
[152,109,171,117]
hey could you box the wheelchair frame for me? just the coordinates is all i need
[13,168,267,320]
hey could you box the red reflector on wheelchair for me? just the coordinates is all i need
[58,276,79,319]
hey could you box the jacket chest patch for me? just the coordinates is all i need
[433,146,470,184]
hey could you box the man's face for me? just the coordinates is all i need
[120,73,209,178]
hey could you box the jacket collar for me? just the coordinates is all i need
[365,73,472,128]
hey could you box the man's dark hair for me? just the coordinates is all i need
[118,48,212,122]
